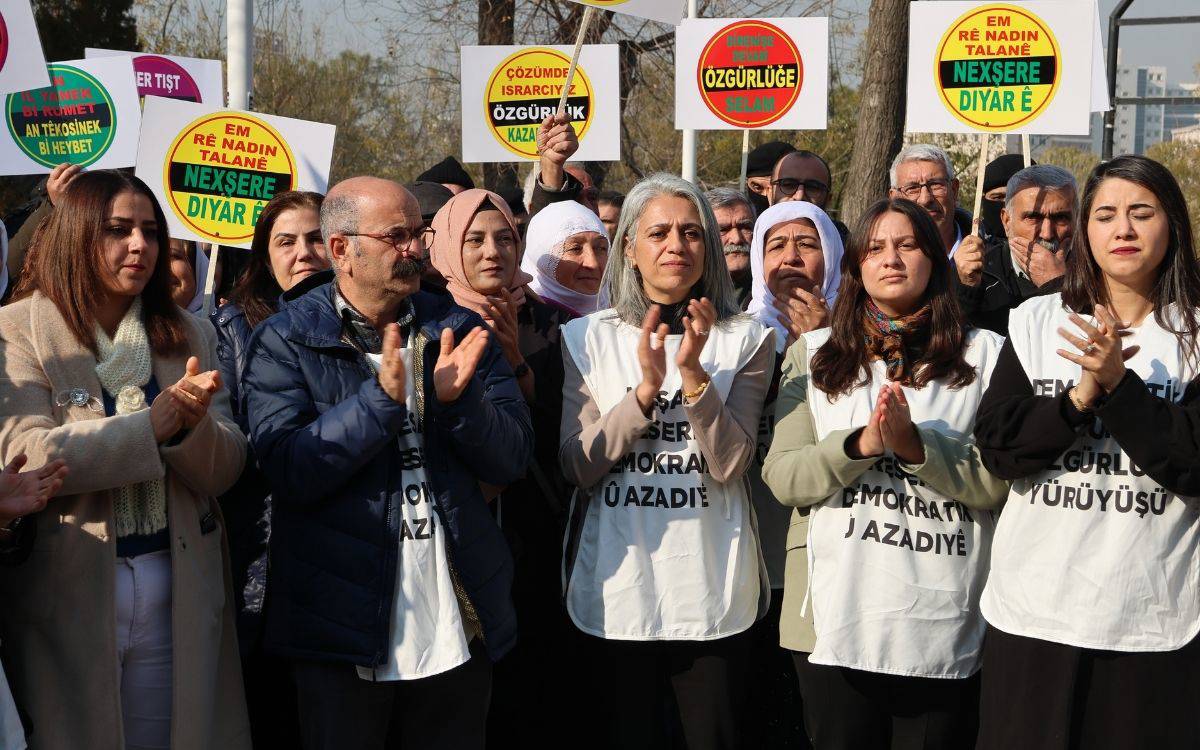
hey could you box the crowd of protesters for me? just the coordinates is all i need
[0,110,1197,750]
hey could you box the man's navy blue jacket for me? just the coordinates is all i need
[241,282,532,665]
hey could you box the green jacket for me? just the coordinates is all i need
[762,335,1010,653]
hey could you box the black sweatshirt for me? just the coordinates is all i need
[974,337,1200,496]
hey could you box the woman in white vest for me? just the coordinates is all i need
[974,155,1200,749]
[741,201,843,746]
[559,172,775,749]
[762,198,1009,749]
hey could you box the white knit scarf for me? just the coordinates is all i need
[94,297,167,538]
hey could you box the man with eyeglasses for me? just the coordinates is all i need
[241,176,532,749]
[954,164,1077,335]
[769,150,851,244]
[888,144,973,259]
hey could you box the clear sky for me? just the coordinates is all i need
[300,0,1200,85]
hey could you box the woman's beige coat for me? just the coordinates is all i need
[0,292,250,750]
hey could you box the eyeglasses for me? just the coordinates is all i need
[343,227,434,251]
[770,178,830,198]
[897,179,951,199]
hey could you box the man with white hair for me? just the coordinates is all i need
[888,143,973,257]
[954,164,1077,334]
[705,186,757,309]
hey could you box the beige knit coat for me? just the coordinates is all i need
[0,292,251,750]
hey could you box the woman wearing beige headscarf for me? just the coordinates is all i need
[429,187,583,743]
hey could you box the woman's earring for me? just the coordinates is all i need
[627,257,635,269]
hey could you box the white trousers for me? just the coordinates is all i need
[115,550,173,750]
[0,656,24,750]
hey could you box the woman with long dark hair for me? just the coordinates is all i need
[210,189,327,748]
[763,198,1007,749]
[559,173,775,748]
[0,170,249,749]
[974,154,1200,750]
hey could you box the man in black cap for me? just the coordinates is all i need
[406,181,454,226]
[404,180,455,295]
[744,140,796,214]
[416,156,475,195]
[977,153,1032,242]
[498,185,530,238]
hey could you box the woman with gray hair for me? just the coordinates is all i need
[559,173,775,748]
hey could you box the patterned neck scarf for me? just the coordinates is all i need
[93,297,167,538]
[862,298,932,385]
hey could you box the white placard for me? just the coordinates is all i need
[135,96,335,248]
[460,44,620,163]
[567,0,684,25]
[906,1,1094,135]
[0,0,50,94]
[0,56,141,175]
[86,48,224,106]
[675,17,828,131]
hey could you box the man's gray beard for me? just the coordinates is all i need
[723,243,750,257]
[395,257,428,277]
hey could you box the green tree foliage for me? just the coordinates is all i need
[33,0,140,61]
[1146,141,1200,246]
[1039,145,1100,190]
[135,0,449,185]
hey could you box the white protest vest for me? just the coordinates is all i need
[803,326,1003,678]
[561,311,772,640]
[981,293,1200,652]
[358,347,472,681]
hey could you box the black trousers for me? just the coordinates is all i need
[486,492,583,747]
[743,593,810,749]
[242,647,302,749]
[792,651,979,750]
[291,639,492,750]
[582,629,753,750]
[976,625,1200,750]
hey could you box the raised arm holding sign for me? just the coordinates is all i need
[536,112,581,192]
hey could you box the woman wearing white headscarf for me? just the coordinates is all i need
[519,200,609,317]
[741,200,847,747]
[747,201,844,352]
